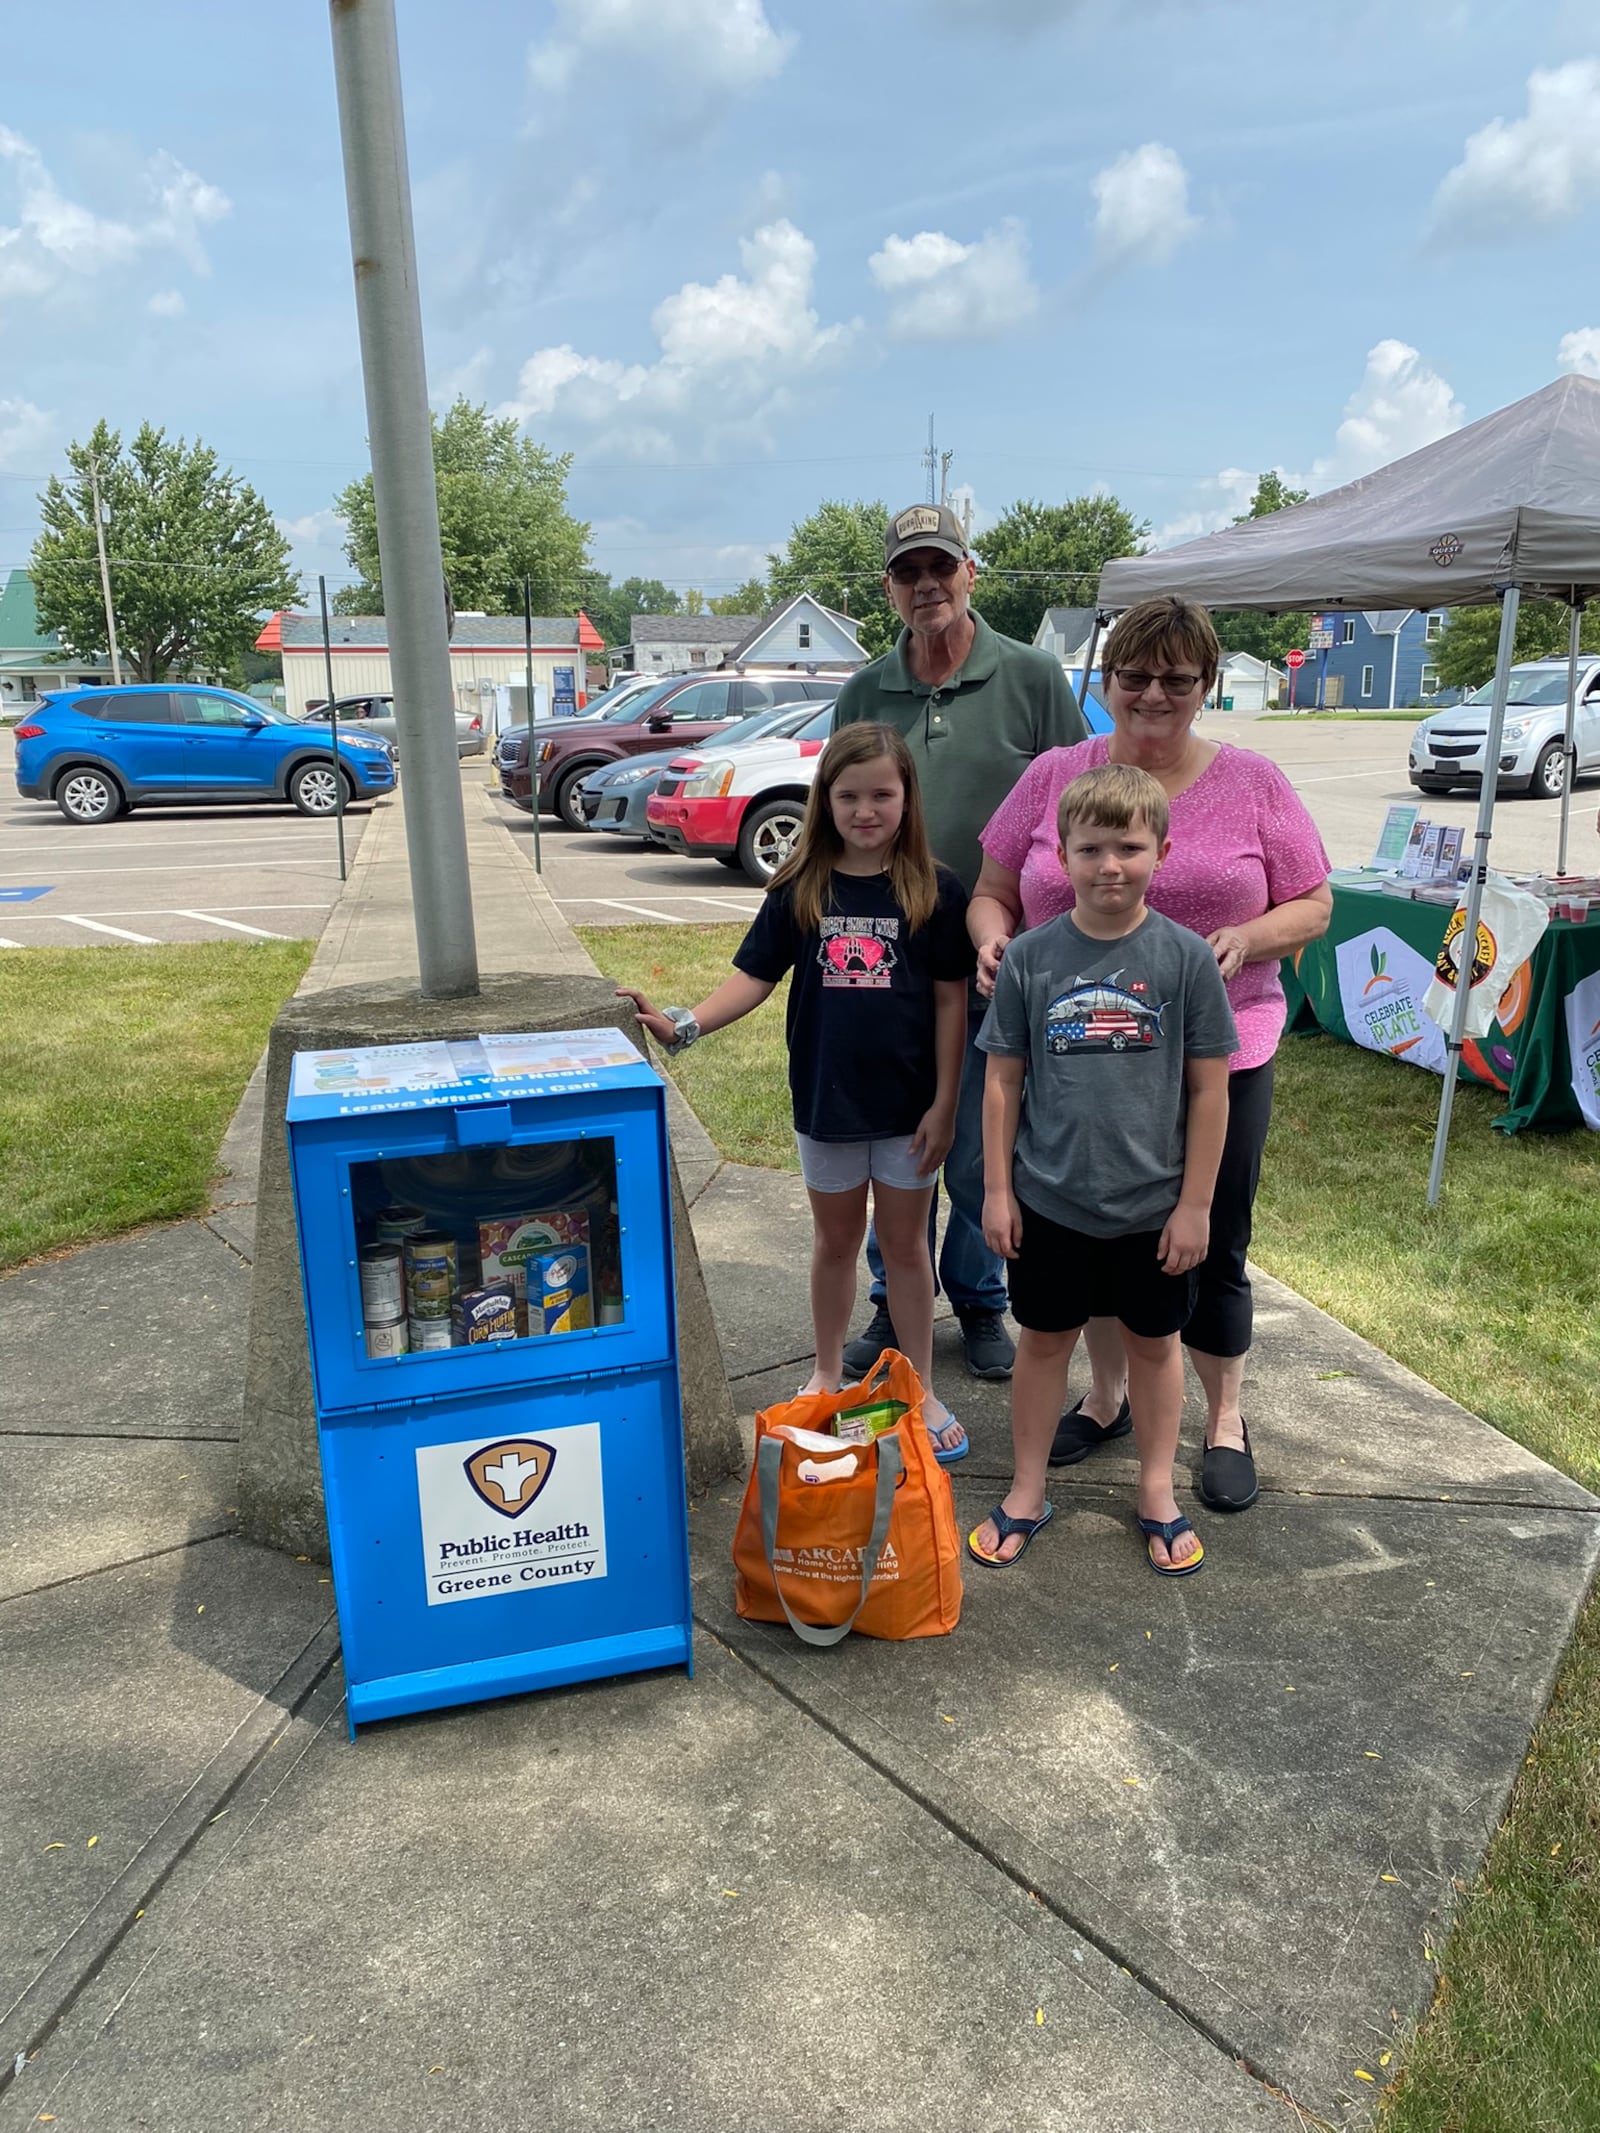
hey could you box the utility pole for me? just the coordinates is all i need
[87,456,123,686]
[328,0,478,997]
[922,414,938,504]
[939,449,953,507]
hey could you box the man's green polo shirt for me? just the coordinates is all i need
[832,613,1089,892]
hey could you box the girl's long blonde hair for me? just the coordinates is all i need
[768,722,938,935]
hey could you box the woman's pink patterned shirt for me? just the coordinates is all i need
[979,736,1331,1072]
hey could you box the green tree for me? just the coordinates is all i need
[1435,601,1600,692]
[1212,471,1312,666]
[769,500,896,656]
[683,587,706,615]
[709,576,769,616]
[971,495,1149,644]
[334,399,589,616]
[31,422,300,683]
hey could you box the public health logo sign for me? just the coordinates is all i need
[415,1423,607,1607]
[1334,928,1449,1076]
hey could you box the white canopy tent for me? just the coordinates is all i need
[1093,374,1600,1202]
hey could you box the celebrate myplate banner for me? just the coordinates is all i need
[1334,929,1450,1075]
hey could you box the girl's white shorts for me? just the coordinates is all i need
[795,1131,934,1193]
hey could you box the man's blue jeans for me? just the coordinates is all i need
[864,1001,1009,1316]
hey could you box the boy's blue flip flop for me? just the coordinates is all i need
[966,1499,1054,1566]
[1137,1514,1205,1577]
[928,1412,969,1467]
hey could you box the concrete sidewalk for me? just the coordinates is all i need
[3,768,1597,2131]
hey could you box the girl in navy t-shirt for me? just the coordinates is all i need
[619,723,975,1463]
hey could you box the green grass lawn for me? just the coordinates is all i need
[0,941,312,1270]
[581,919,1600,2133]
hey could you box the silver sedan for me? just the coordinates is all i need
[300,694,485,759]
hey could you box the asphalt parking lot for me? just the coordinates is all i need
[0,726,376,949]
[498,711,1600,927]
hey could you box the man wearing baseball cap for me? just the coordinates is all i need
[833,501,1090,1385]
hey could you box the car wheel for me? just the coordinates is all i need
[1530,741,1568,799]
[738,798,806,884]
[289,760,352,816]
[55,766,125,824]
[554,768,598,829]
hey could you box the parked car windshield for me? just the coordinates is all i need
[599,680,681,720]
[1461,668,1578,709]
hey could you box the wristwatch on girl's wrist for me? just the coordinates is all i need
[661,1007,701,1054]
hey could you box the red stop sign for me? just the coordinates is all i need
[1285,649,1306,669]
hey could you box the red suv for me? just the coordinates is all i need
[499,672,837,828]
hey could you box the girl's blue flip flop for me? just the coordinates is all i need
[1137,1514,1204,1577]
[928,1413,969,1467]
[966,1499,1053,1566]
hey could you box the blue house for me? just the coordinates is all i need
[1298,609,1451,709]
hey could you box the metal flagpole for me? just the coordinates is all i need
[524,576,542,877]
[1557,599,1582,876]
[1426,586,1520,1206]
[319,575,348,883]
[328,0,478,996]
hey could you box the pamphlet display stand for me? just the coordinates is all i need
[285,1028,693,1736]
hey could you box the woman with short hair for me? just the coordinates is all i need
[967,595,1332,1511]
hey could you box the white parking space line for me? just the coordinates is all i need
[58,915,160,943]
[0,935,22,949]
[174,910,293,939]
[694,897,763,913]
[592,900,687,923]
[0,858,345,879]
[0,833,332,857]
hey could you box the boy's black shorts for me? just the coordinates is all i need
[1006,1198,1197,1340]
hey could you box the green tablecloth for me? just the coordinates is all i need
[1280,880,1600,1134]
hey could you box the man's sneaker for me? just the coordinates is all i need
[842,1303,897,1381]
[957,1309,1015,1380]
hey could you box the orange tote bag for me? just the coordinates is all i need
[732,1350,962,1644]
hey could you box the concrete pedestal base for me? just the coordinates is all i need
[238,974,742,1559]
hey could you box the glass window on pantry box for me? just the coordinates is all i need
[347,1135,623,1360]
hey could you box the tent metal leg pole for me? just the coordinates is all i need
[1558,601,1581,876]
[1427,587,1520,1207]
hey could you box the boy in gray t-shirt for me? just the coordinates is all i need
[969,765,1236,1578]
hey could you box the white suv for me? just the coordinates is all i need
[1410,659,1600,799]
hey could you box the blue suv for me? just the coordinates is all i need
[12,684,397,824]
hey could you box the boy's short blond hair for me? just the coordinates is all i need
[1056,763,1170,845]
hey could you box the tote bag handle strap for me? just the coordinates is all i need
[757,1433,902,1648]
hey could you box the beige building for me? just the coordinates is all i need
[260,610,603,720]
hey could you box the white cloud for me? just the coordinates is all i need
[1148,466,1257,551]
[528,0,791,119]
[0,125,228,311]
[1314,338,1463,484]
[147,288,185,317]
[1090,142,1199,270]
[500,220,859,459]
[945,481,995,541]
[0,395,52,471]
[1150,339,1464,551]
[1557,326,1600,378]
[1431,60,1600,244]
[868,220,1038,341]
[276,507,348,593]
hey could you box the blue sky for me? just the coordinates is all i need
[4,0,1600,610]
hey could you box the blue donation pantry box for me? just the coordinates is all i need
[285,1027,692,1736]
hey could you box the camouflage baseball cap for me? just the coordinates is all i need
[884,502,968,567]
